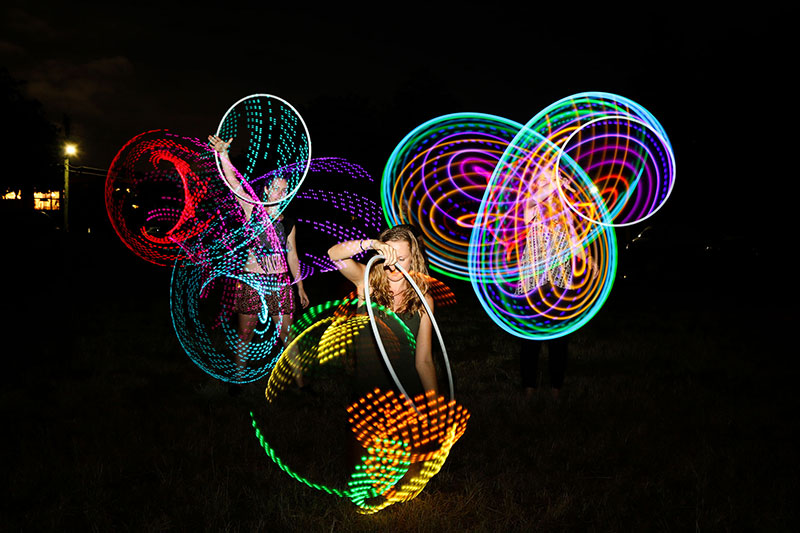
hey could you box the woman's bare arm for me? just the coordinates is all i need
[286,226,309,308]
[208,135,257,219]
[415,293,438,394]
[327,238,398,291]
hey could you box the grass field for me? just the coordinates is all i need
[2,229,796,531]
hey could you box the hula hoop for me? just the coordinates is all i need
[553,115,675,227]
[213,93,312,206]
[363,254,455,412]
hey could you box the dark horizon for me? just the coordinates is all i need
[2,7,796,529]
[2,6,790,244]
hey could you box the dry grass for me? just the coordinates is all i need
[2,233,796,531]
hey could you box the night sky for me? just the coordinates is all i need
[1,4,789,243]
[2,5,796,529]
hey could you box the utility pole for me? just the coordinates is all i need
[64,143,77,232]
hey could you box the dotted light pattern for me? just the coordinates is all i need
[263,298,378,401]
[251,411,412,501]
[380,92,674,340]
[106,146,381,383]
[252,387,469,513]
[345,388,469,513]
[262,273,455,405]
[292,157,384,277]
[170,154,383,382]
[515,92,675,227]
[170,254,287,384]
[382,113,523,281]
[264,294,443,402]
[214,94,311,214]
[105,130,240,266]
[254,287,467,512]
[105,115,384,381]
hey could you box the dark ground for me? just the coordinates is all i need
[1,212,797,531]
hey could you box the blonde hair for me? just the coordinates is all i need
[368,226,430,315]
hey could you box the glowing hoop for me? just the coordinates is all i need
[553,116,676,227]
[363,254,455,409]
[214,93,311,208]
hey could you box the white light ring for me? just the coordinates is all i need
[214,93,312,207]
[553,116,675,228]
[363,255,455,414]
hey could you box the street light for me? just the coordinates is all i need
[64,143,77,232]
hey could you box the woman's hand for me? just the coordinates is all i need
[208,135,233,154]
[371,240,397,266]
[562,179,577,195]
[298,286,310,308]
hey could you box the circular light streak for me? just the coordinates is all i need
[381,113,523,281]
[525,92,675,226]
[254,272,468,511]
[468,153,618,340]
[381,92,673,340]
[468,115,618,340]
[105,130,231,266]
[170,252,288,383]
[214,94,311,215]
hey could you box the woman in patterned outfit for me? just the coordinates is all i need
[208,135,309,387]
[515,168,593,399]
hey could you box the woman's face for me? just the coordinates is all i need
[534,172,556,195]
[384,239,412,282]
[266,178,289,203]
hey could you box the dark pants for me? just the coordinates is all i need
[519,336,568,390]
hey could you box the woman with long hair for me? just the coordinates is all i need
[327,225,437,401]
[208,135,309,391]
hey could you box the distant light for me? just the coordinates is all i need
[65,143,78,156]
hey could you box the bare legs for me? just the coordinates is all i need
[271,313,305,387]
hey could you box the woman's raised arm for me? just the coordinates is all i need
[208,135,258,219]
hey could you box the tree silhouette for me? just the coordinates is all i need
[0,67,60,210]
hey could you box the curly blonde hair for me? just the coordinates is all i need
[367,225,430,315]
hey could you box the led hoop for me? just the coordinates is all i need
[214,93,312,206]
[363,255,455,411]
[553,116,676,227]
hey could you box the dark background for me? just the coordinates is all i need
[1,5,791,243]
[1,4,796,530]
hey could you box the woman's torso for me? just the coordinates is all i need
[243,214,294,275]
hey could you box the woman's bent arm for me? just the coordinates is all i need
[415,294,438,394]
